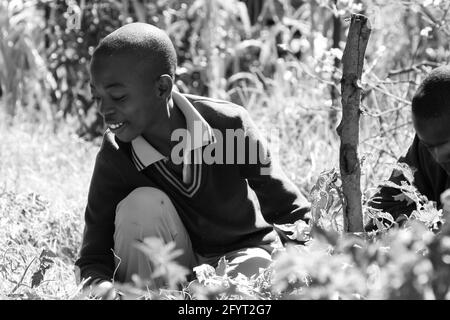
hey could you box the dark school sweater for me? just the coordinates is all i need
[368,134,450,222]
[75,94,311,285]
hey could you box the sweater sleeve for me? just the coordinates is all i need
[237,108,311,225]
[75,142,129,286]
[367,135,437,225]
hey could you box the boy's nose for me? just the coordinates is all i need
[97,99,113,116]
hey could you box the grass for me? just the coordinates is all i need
[0,111,98,299]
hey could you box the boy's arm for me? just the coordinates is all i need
[75,148,129,287]
[367,135,436,224]
[237,108,310,225]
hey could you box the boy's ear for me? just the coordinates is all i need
[156,74,173,99]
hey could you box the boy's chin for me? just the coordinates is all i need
[113,131,137,143]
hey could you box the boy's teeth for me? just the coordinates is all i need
[110,122,124,129]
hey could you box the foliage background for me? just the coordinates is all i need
[1,0,450,299]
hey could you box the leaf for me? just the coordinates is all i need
[29,249,56,288]
[374,217,386,231]
[379,180,403,190]
[395,214,409,225]
[135,238,183,266]
[376,211,395,224]
[40,249,57,259]
[162,263,190,290]
[215,256,228,277]
[31,270,44,288]
[309,170,340,224]
[193,264,216,284]
[411,202,443,229]
[41,257,54,266]
[392,193,415,206]
[290,220,311,242]
[391,163,416,185]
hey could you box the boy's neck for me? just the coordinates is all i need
[142,97,186,159]
[168,97,186,130]
[168,97,187,147]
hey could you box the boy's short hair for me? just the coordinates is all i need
[92,22,177,78]
[412,65,450,120]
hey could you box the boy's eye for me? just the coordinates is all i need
[111,95,126,102]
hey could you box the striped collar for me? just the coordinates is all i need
[131,90,215,171]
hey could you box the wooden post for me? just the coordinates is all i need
[329,1,342,130]
[337,14,371,232]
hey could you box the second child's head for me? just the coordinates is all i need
[412,65,450,174]
[89,23,177,142]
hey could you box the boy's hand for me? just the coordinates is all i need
[87,280,119,300]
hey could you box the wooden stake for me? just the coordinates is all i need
[337,14,371,232]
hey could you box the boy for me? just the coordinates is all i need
[75,23,310,298]
[369,65,450,225]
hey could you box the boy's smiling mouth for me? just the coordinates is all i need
[108,122,125,131]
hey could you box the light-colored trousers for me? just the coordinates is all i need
[113,187,272,284]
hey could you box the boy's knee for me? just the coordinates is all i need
[115,187,174,226]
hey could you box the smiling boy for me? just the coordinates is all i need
[75,23,310,298]
[368,66,450,225]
